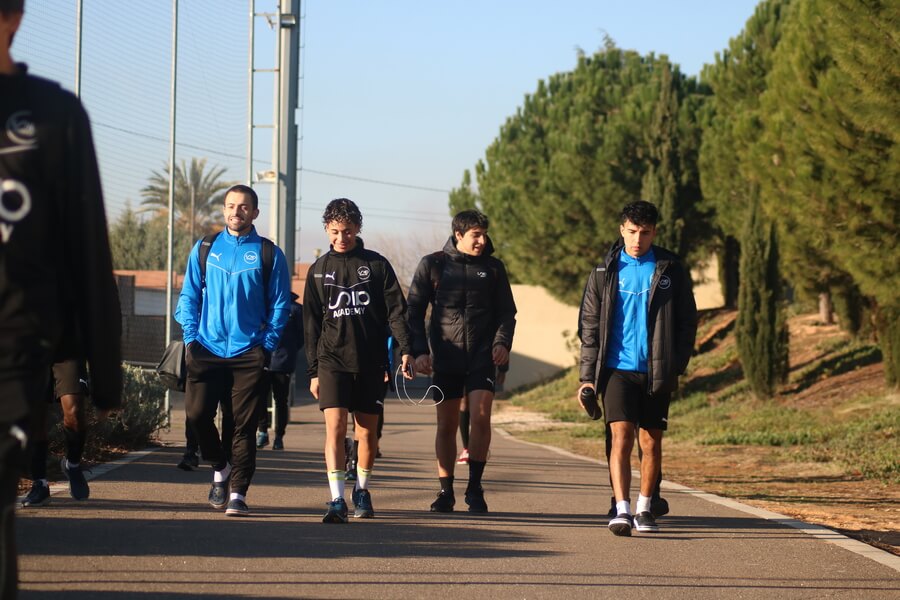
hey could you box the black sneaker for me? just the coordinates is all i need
[177,451,200,471]
[345,461,357,482]
[464,487,488,513]
[225,498,250,517]
[430,490,455,513]
[650,496,669,518]
[60,458,90,500]
[634,511,659,532]
[272,436,284,450]
[352,488,375,519]
[208,477,229,509]
[21,481,50,507]
[343,438,353,471]
[606,496,616,518]
[322,498,349,523]
[256,431,269,449]
[608,513,634,536]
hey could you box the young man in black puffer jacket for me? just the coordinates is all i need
[408,210,517,514]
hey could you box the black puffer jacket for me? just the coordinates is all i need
[0,66,122,419]
[407,235,517,373]
[579,240,697,395]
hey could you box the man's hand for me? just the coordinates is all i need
[576,383,595,411]
[414,354,432,375]
[400,354,416,380]
[492,345,509,366]
[309,377,319,400]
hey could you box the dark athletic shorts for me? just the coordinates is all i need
[599,368,670,431]
[432,365,497,401]
[318,369,385,415]
[51,360,89,400]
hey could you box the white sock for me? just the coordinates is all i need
[213,463,232,483]
[357,467,372,490]
[328,470,345,500]
[636,494,652,515]
[229,492,245,502]
[616,500,632,516]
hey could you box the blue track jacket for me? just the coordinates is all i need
[605,249,656,372]
[176,226,291,358]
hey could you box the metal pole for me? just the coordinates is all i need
[270,4,283,243]
[74,0,83,97]
[277,0,300,270]
[248,0,255,186]
[164,0,179,424]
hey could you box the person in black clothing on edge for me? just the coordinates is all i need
[304,198,414,523]
[577,200,697,536]
[1,0,123,594]
[407,210,517,513]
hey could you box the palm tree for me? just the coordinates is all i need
[141,157,235,241]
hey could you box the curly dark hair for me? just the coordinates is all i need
[322,198,362,228]
[452,209,489,236]
[0,0,24,16]
[620,200,659,227]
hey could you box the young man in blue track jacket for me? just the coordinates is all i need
[176,184,291,517]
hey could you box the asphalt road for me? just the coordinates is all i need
[15,385,900,599]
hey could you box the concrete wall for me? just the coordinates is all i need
[504,284,580,391]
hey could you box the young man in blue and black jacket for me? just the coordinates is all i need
[176,184,291,517]
[578,200,697,536]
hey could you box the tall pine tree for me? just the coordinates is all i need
[736,196,789,398]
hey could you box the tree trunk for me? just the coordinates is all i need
[818,292,834,325]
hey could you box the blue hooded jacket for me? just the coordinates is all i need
[176,226,291,358]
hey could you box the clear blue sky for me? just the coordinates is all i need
[14,0,762,264]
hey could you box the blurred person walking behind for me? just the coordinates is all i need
[257,292,303,450]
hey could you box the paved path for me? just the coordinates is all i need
[16,387,900,599]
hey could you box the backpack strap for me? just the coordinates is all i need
[260,237,275,292]
[198,233,219,290]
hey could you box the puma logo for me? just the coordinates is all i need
[325,272,336,280]
[210,252,222,261]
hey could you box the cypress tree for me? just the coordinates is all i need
[736,195,789,398]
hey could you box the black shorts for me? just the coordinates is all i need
[432,365,497,401]
[599,368,670,430]
[51,360,89,400]
[318,369,385,415]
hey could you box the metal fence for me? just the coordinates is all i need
[15,1,291,365]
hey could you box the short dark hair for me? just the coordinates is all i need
[620,200,658,227]
[452,209,489,236]
[0,0,24,16]
[322,198,362,228]
[224,184,258,209]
